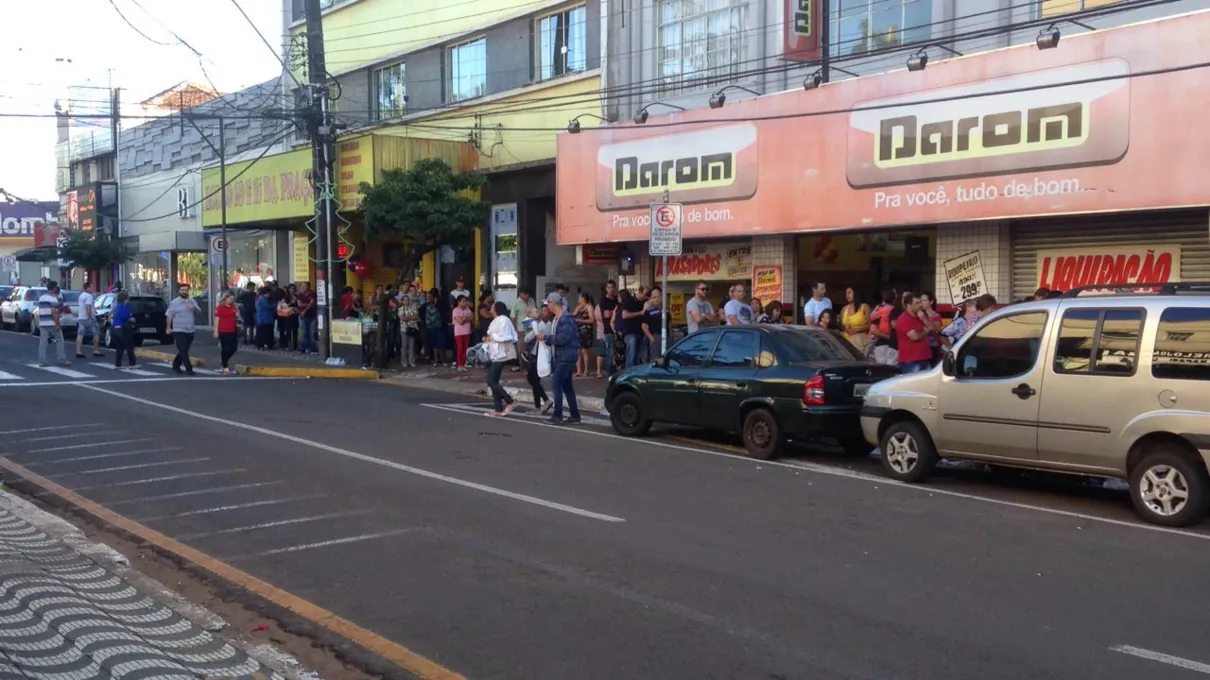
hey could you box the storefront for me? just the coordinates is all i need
[652,239,754,326]
[1,201,58,286]
[555,11,1210,324]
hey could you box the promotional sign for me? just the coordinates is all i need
[202,148,314,226]
[0,202,57,242]
[648,203,683,256]
[752,265,783,302]
[783,0,821,61]
[293,232,311,284]
[336,136,375,210]
[653,242,751,281]
[330,319,362,345]
[1036,245,1180,292]
[944,251,988,302]
[556,11,1210,244]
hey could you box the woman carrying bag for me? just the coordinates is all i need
[523,304,554,414]
[483,301,519,417]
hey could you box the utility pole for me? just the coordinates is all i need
[305,0,336,360]
[183,110,229,291]
[820,0,831,84]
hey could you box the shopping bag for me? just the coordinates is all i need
[537,341,552,378]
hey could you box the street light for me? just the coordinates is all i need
[634,102,686,125]
[907,50,929,72]
[708,85,761,109]
[566,113,608,134]
[1037,25,1061,49]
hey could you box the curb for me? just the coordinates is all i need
[133,348,191,365]
[380,375,608,413]
[133,348,381,380]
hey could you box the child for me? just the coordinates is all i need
[452,295,473,371]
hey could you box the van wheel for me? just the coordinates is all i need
[741,408,782,460]
[879,419,937,483]
[609,392,651,437]
[839,437,873,458]
[1129,447,1210,527]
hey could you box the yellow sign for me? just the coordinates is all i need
[293,231,311,284]
[331,319,362,345]
[202,148,313,226]
[668,293,686,327]
[337,136,375,210]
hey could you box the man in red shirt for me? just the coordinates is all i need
[896,292,937,374]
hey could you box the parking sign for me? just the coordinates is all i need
[649,203,683,256]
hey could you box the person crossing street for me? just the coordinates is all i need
[166,283,200,375]
[74,282,102,359]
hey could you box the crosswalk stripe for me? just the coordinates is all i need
[0,370,22,381]
[24,364,93,379]
[90,364,162,377]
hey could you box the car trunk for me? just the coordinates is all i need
[799,360,900,405]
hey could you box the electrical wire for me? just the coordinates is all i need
[228,0,303,87]
[104,0,177,47]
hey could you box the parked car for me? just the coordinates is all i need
[32,290,79,337]
[94,293,170,347]
[606,324,898,459]
[0,286,47,332]
[862,283,1210,527]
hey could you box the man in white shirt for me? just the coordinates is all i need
[449,276,470,309]
[723,284,754,325]
[75,282,101,359]
[685,280,717,333]
[802,280,832,326]
[37,282,68,367]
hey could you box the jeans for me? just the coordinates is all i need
[113,326,136,367]
[255,323,274,349]
[526,356,549,408]
[242,315,256,344]
[485,361,514,412]
[401,331,417,367]
[172,331,195,373]
[277,316,297,350]
[299,316,317,352]
[218,332,238,369]
[623,333,643,369]
[551,362,580,420]
[38,326,65,365]
[602,334,616,376]
[899,360,932,374]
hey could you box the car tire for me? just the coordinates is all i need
[609,392,652,437]
[102,325,114,349]
[879,419,938,483]
[741,408,783,460]
[1129,446,1210,527]
[839,436,873,458]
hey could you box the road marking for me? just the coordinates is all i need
[1110,645,1210,674]
[176,511,370,540]
[1,423,104,435]
[0,461,466,680]
[0,376,288,388]
[28,447,183,466]
[24,363,93,379]
[79,384,625,524]
[0,370,22,381]
[25,438,151,454]
[23,430,122,442]
[421,403,1210,543]
[46,457,210,476]
[135,495,326,522]
[90,364,164,377]
[105,482,281,507]
[227,529,419,560]
[73,469,247,491]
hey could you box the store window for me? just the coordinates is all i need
[537,5,587,81]
[833,0,932,57]
[128,251,170,299]
[374,62,406,120]
[1152,307,1210,382]
[1039,0,1122,18]
[447,37,487,103]
[658,0,748,95]
[225,231,278,290]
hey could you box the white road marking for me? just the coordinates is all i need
[0,376,287,388]
[73,469,247,491]
[134,495,327,522]
[79,384,626,524]
[90,364,163,377]
[25,438,151,454]
[1,424,105,435]
[28,448,183,466]
[0,370,23,381]
[105,482,281,507]
[23,430,122,442]
[24,364,93,379]
[46,457,210,476]
[227,529,418,560]
[421,403,1210,542]
[175,511,370,540]
[1110,645,1210,674]
[438,402,609,425]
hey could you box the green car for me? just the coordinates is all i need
[606,324,899,459]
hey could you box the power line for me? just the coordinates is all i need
[228,0,302,87]
[104,0,176,46]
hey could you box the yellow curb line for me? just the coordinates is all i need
[133,348,202,366]
[235,365,381,379]
[0,458,465,680]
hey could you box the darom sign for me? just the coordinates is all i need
[878,102,1083,165]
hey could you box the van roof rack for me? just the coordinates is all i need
[1061,282,1210,297]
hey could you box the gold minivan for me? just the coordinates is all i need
[860,287,1210,527]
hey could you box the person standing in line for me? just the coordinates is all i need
[724,284,754,325]
[476,291,495,338]
[524,304,554,414]
[297,282,317,353]
[868,288,900,366]
[482,301,518,417]
[254,287,276,351]
[546,283,569,311]
[237,282,257,345]
[592,298,607,378]
[685,280,717,334]
[619,289,645,368]
[421,288,447,366]
[449,276,471,310]
[919,292,943,364]
[74,282,102,359]
[642,287,669,359]
[598,280,619,376]
[213,293,240,375]
[37,281,69,367]
[111,291,136,369]
[802,280,832,326]
[540,296,581,424]
[452,295,473,371]
[896,292,937,374]
[573,293,595,377]
[398,286,420,368]
[166,283,200,375]
[839,287,872,351]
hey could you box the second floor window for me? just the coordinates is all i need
[658,0,748,95]
[834,0,932,57]
[374,62,406,120]
[1041,0,1122,17]
[448,37,487,103]
[537,5,588,80]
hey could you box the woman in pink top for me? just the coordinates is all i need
[452,295,474,371]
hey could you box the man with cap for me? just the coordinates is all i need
[449,276,471,310]
[537,294,581,424]
[545,283,569,311]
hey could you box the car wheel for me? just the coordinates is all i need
[879,419,937,483]
[1129,446,1210,527]
[609,392,652,437]
[102,325,114,348]
[741,408,783,460]
[839,436,873,458]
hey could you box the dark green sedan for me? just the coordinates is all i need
[606,324,899,459]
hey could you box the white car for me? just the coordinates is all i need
[0,287,46,333]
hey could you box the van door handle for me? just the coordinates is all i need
[1011,383,1036,399]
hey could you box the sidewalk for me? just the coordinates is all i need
[135,337,378,380]
[382,364,611,413]
[0,491,305,680]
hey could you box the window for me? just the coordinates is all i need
[709,331,759,368]
[447,37,487,103]
[1152,307,1210,382]
[777,329,865,363]
[1054,308,1142,375]
[957,312,1048,379]
[658,0,748,95]
[374,62,406,120]
[1039,0,1122,18]
[834,0,932,58]
[666,329,719,368]
[537,5,587,80]
[60,291,81,304]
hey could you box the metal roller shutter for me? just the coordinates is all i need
[1011,209,1210,301]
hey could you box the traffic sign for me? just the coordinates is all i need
[648,203,683,256]
[1,255,15,270]
[211,236,228,253]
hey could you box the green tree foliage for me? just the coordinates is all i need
[53,230,131,272]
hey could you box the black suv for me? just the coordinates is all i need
[94,293,170,347]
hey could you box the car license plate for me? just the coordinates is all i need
[140,327,156,333]
[853,383,869,398]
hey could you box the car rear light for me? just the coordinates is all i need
[803,375,826,406]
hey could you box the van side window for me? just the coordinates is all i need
[957,312,1048,379]
[1152,307,1210,381]
[1054,308,1142,376]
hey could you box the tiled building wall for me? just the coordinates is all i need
[933,221,1012,305]
[751,235,798,322]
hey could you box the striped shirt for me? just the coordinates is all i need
[37,293,59,327]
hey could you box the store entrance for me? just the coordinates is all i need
[796,231,936,315]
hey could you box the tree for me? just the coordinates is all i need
[358,157,491,367]
[53,230,131,273]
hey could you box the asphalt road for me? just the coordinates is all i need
[1,328,1209,680]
